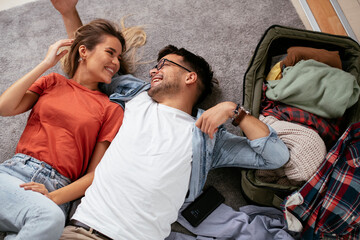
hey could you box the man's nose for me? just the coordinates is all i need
[149,67,157,77]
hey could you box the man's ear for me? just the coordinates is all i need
[185,72,198,85]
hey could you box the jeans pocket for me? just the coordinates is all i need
[53,176,72,190]
[1,159,17,166]
[0,158,22,175]
[54,179,64,191]
[45,177,71,216]
[42,177,61,193]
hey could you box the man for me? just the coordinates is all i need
[52,1,290,239]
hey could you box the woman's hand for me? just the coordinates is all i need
[195,101,237,139]
[42,39,74,69]
[20,182,51,200]
[51,0,78,16]
[51,0,83,38]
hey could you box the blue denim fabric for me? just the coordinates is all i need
[106,74,151,109]
[187,109,289,202]
[0,153,71,240]
[108,74,290,203]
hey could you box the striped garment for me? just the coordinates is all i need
[282,121,360,240]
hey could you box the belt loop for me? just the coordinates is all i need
[23,155,31,165]
[23,158,29,165]
[50,169,56,179]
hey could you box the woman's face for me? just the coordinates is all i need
[83,35,123,84]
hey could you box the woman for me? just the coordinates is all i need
[0,19,142,240]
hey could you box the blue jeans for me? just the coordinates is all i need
[0,154,71,240]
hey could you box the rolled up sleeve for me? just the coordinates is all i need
[212,125,289,169]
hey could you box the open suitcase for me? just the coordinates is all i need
[240,25,360,209]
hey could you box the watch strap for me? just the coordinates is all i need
[231,105,250,126]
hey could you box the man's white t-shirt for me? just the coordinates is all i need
[72,92,195,239]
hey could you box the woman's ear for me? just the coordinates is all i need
[185,72,198,85]
[78,45,87,59]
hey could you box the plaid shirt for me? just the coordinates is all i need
[261,83,342,150]
[282,121,360,240]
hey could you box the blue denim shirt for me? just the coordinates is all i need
[107,74,289,203]
[188,109,289,202]
[101,73,151,109]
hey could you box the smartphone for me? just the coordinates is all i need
[181,186,225,227]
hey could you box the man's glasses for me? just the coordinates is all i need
[154,58,192,72]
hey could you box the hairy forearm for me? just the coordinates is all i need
[238,114,270,140]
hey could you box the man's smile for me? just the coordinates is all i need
[151,75,163,86]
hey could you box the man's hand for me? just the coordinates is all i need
[196,101,236,139]
[51,0,78,16]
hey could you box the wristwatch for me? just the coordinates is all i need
[231,104,250,126]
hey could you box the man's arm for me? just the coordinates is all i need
[51,0,82,38]
[196,101,289,169]
[195,101,269,140]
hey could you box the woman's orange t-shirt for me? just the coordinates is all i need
[15,73,123,181]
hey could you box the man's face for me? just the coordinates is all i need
[148,54,191,102]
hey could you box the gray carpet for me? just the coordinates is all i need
[0,0,304,237]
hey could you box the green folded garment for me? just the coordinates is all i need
[266,59,360,118]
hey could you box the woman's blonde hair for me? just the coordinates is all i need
[119,16,147,74]
[62,17,146,77]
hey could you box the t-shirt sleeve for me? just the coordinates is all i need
[29,73,57,95]
[97,102,124,143]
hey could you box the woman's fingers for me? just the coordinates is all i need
[20,182,49,196]
[43,39,74,67]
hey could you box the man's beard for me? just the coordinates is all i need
[148,81,180,102]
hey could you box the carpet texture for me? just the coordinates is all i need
[0,0,304,237]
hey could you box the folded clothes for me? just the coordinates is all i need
[280,46,342,69]
[261,83,342,150]
[259,115,327,182]
[266,62,282,81]
[266,59,359,119]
